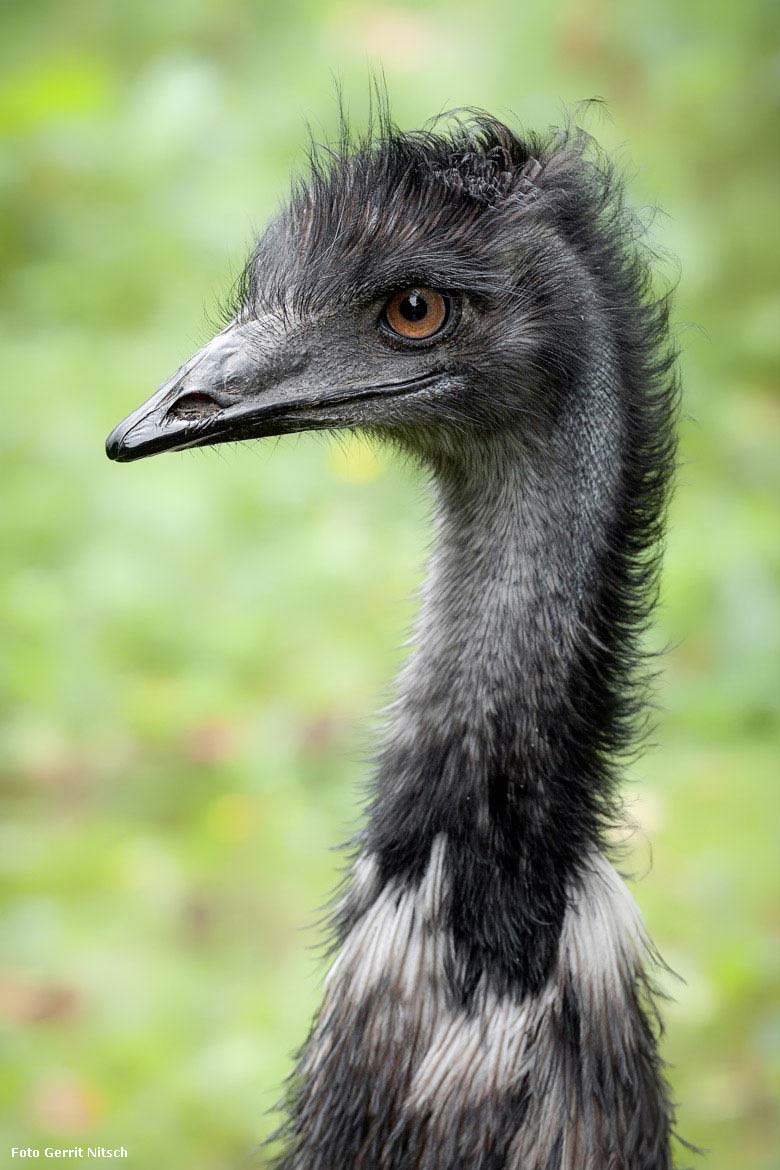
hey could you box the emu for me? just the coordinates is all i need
[106,108,680,1170]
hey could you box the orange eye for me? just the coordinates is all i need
[383,287,450,340]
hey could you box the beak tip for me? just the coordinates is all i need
[105,426,126,462]
[105,417,145,462]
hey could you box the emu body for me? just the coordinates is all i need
[107,110,679,1169]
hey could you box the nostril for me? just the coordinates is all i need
[168,392,223,422]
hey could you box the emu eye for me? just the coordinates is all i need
[382,287,450,341]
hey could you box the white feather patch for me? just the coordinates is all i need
[316,840,651,1131]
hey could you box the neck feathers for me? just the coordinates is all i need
[273,124,679,1169]
[361,285,676,997]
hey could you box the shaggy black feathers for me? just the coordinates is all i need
[248,105,680,1168]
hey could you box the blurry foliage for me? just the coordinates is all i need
[1,1,778,1167]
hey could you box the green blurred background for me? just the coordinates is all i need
[1,1,778,1167]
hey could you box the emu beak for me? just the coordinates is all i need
[106,321,443,463]
[105,320,444,465]
[105,323,307,463]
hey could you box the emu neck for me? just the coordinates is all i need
[366,355,625,999]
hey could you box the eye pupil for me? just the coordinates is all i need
[400,292,428,322]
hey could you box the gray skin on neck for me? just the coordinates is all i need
[391,339,621,773]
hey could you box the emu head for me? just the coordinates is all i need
[106,114,596,468]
